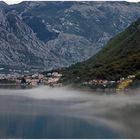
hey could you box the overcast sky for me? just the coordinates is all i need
[2,0,140,5]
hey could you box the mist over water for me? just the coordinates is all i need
[0,86,140,138]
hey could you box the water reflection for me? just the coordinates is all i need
[0,86,140,138]
[0,114,123,139]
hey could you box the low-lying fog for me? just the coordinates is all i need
[0,86,140,138]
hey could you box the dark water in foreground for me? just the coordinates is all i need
[0,86,140,138]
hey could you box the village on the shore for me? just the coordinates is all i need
[0,67,137,90]
[82,75,135,90]
[0,69,63,88]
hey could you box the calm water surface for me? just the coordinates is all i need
[0,86,140,138]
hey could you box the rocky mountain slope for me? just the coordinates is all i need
[1,1,140,70]
[0,8,47,69]
[0,1,97,70]
[10,1,140,46]
[61,17,140,83]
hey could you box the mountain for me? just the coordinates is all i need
[61,17,140,83]
[9,1,140,46]
[0,9,48,69]
[1,1,140,70]
[0,2,98,70]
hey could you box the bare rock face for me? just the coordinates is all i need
[45,33,100,70]
[1,1,140,70]
[15,1,140,47]
[0,10,47,69]
[0,8,99,70]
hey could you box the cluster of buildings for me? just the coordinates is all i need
[45,72,62,87]
[0,73,21,81]
[16,73,45,87]
[82,75,136,89]
[83,79,117,88]
[0,71,63,87]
